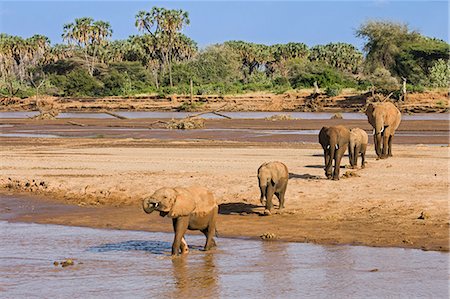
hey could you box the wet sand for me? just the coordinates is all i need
[1,133,448,251]
[1,117,449,144]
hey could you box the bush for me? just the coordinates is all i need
[288,61,356,89]
[406,84,425,93]
[325,84,343,97]
[429,59,450,88]
[177,101,204,112]
[63,69,103,97]
[367,68,399,93]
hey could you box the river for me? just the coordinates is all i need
[1,220,448,298]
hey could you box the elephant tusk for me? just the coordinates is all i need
[153,202,159,208]
[326,145,330,149]
[373,129,375,135]
[335,144,339,150]
[380,126,384,133]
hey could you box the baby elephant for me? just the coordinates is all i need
[349,128,368,169]
[319,125,350,180]
[142,186,218,256]
[257,161,289,215]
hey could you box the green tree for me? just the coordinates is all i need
[309,43,363,73]
[135,7,191,87]
[62,17,113,76]
[356,21,420,73]
[429,59,450,87]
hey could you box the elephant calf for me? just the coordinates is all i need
[142,186,218,256]
[319,125,350,180]
[349,128,368,169]
[258,161,288,214]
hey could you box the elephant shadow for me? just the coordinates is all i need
[88,240,205,255]
[289,172,322,180]
[88,240,171,255]
[219,203,262,215]
[305,165,346,169]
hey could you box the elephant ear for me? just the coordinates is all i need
[168,188,196,218]
[365,103,376,126]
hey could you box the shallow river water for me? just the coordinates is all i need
[0,111,448,120]
[1,221,448,298]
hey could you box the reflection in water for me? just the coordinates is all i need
[0,221,448,298]
[171,253,218,298]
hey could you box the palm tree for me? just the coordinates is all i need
[62,17,112,75]
[135,7,190,87]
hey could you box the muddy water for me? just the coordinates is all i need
[0,221,448,298]
[1,111,449,120]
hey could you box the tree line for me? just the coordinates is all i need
[0,7,448,99]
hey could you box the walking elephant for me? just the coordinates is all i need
[365,102,401,159]
[142,186,218,256]
[319,125,350,180]
[349,128,368,169]
[257,161,289,215]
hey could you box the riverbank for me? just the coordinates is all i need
[1,138,448,251]
[1,90,448,113]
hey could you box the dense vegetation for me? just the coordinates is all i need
[0,7,448,99]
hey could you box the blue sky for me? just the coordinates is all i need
[0,1,448,49]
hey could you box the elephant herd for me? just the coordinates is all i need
[142,101,402,256]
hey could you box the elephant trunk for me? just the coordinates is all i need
[374,117,384,157]
[142,199,159,214]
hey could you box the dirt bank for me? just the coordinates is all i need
[1,138,448,251]
[1,89,448,113]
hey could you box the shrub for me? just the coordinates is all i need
[406,84,425,93]
[325,84,343,97]
[367,68,399,93]
[63,69,103,97]
[177,101,204,112]
[429,59,450,88]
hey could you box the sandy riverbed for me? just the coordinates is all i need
[1,135,448,251]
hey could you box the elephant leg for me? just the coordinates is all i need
[373,134,378,157]
[354,145,361,168]
[202,225,216,251]
[277,184,287,209]
[381,132,389,159]
[388,134,394,157]
[348,145,354,168]
[180,237,189,254]
[361,144,367,168]
[265,184,275,211]
[332,147,345,180]
[172,217,189,256]
[259,185,266,206]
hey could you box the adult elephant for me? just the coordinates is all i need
[142,186,218,256]
[365,102,402,159]
[319,125,350,180]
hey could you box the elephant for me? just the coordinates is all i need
[142,186,218,256]
[319,125,350,180]
[348,128,368,169]
[365,102,401,159]
[257,161,288,214]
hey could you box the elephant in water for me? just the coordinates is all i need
[365,102,401,159]
[319,125,350,180]
[257,161,288,215]
[349,128,368,169]
[142,186,218,256]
